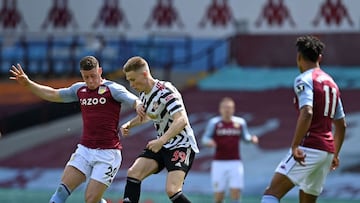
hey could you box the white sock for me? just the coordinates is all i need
[261,195,279,203]
[99,198,107,203]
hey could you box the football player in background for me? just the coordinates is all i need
[202,97,258,203]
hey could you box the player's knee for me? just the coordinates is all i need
[214,192,225,203]
[263,186,282,200]
[264,185,272,194]
[126,166,140,179]
[166,185,181,197]
[85,192,102,203]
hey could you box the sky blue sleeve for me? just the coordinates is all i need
[234,117,252,142]
[294,74,313,109]
[201,117,219,145]
[58,82,83,103]
[334,98,345,120]
[107,81,138,107]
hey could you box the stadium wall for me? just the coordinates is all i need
[229,33,360,67]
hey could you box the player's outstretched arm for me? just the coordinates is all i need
[120,115,150,137]
[9,64,62,102]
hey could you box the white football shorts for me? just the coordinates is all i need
[211,160,244,192]
[275,146,334,196]
[67,144,122,187]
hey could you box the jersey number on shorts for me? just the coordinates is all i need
[171,149,190,166]
[105,166,118,178]
[323,85,337,118]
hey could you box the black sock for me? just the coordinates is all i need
[169,191,191,203]
[123,177,141,203]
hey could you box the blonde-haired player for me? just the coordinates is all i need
[202,97,258,203]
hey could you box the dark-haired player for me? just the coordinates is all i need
[10,56,142,203]
[261,36,346,203]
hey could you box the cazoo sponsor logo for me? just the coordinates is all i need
[80,97,106,106]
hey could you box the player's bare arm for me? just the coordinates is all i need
[203,139,217,148]
[146,110,187,153]
[331,117,346,170]
[9,64,62,102]
[120,115,150,137]
[291,105,313,166]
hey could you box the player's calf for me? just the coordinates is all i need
[123,177,141,203]
[49,183,71,203]
[169,191,191,203]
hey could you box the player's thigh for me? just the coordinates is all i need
[61,165,86,191]
[85,179,108,203]
[211,161,227,193]
[163,147,195,195]
[166,170,186,196]
[228,161,244,190]
[65,144,93,186]
[127,157,159,180]
[164,147,195,175]
[300,148,333,196]
[91,149,122,186]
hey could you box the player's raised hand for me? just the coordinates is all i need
[9,64,30,86]
[292,147,306,166]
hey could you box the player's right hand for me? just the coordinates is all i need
[9,64,30,86]
[292,147,306,166]
[205,139,217,148]
[120,123,130,137]
[136,103,146,121]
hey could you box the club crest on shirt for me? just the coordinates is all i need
[151,101,160,111]
[295,83,305,94]
[147,113,158,120]
[233,122,240,128]
[98,86,107,95]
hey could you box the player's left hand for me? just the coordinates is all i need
[251,135,259,144]
[146,139,165,153]
[331,156,340,171]
[292,147,306,166]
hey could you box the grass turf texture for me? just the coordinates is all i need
[0,189,358,203]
